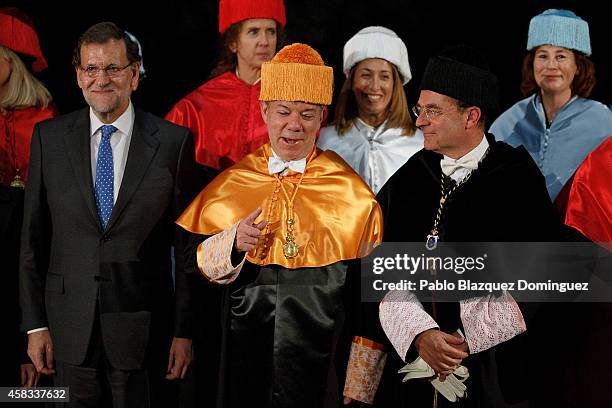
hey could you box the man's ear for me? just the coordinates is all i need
[320,106,328,125]
[130,62,141,91]
[465,107,482,130]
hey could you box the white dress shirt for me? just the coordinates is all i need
[441,134,489,183]
[90,102,135,204]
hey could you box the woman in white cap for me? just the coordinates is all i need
[317,26,422,194]
[490,9,611,203]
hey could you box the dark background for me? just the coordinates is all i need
[6,0,611,120]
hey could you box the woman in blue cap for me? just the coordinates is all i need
[490,9,611,203]
[491,12,612,408]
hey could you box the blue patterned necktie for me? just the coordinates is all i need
[95,125,117,229]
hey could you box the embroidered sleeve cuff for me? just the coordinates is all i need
[379,290,439,361]
[459,291,527,354]
[196,222,246,284]
[343,336,387,405]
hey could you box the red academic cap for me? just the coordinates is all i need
[0,8,48,72]
[218,0,286,33]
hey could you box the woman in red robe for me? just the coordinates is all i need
[165,2,286,407]
[166,0,286,174]
[0,8,56,188]
[0,7,56,389]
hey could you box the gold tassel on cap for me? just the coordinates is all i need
[260,43,333,105]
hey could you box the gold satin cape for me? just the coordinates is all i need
[176,143,383,268]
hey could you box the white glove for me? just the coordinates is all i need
[431,367,469,402]
[398,356,435,381]
[399,357,469,402]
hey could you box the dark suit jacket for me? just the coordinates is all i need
[19,106,198,370]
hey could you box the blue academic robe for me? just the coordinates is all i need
[490,94,612,200]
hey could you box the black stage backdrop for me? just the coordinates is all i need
[6,0,611,121]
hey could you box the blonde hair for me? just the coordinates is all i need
[333,64,415,136]
[0,46,52,110]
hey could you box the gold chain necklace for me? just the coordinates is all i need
[426,147,490,250]
[273,172,306,258]
[425,175,471,250]
[3,110,25,188]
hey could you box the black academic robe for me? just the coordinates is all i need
[184,232,368,408]
[530,227,612,408]
[222,261,354,408]
[375,134,559,407]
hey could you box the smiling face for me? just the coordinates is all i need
[533,45,578,98]
[231,18,277,72]
[76,39,139,123]
[351,58,394,126]
[415,90,472,158]
[261,100,324,161]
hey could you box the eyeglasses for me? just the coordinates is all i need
[411,105,456,120]
[79,63,133,78]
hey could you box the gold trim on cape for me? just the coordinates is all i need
[176,143,382,268]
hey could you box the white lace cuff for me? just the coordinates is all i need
[196,222,246,284]
[459,291,526,354]
[379,290,439,362]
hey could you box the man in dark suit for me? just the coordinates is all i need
[19,22,197,407]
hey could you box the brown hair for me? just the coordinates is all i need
[520,48,596,98]
[333,64,415,136]
[209,20,284,79]
[72,22,141,68]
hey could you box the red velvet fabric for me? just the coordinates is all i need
[217,0,286,33]
[0,10,47,72]
[0,105,56,186]
[166,71,269,170]
[564,138,611,249]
